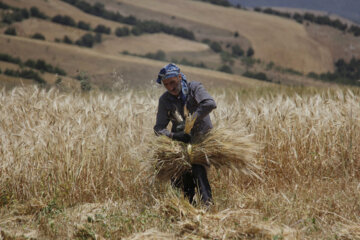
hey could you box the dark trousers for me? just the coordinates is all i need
[172,164,212,204]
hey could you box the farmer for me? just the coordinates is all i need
[154,63,217,205]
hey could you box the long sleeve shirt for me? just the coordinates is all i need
[154,81,216,138]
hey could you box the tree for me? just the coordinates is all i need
[218,64,233,74]
[76,33,95,48]
[247,47,254,57]
[63,35,73,44]
[131,26,143,36]
[31,33,45,40]
[94,24,111,34]
[77,21,91,30]
[231,44,244,57]
[115,27,130,37]
[4,27,16,36]
[210,41,222,53]
[30,6,47,19]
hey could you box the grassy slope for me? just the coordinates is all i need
[2,0,129,32]
[0,35,270,88]
[117,0,334,74]
[93,33,210,55]
[0,61,80,89]
[3,18,88,42]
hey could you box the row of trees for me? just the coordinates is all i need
[60,0,196,40]
[199,0,231,7]
[202,39,254,57]
[172,58,208,69]
[56,33,102,48]
[1,3,48,24]
[254,7,359,37]
[1,68,46,85]
[308,57,360,85]
[122,50,166,61]
[243,71,270,82]
[0,53,66,76]
[52,15,111,34]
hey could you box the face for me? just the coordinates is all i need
[162,74,182,96]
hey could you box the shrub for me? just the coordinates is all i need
[231,44,244,57]
[4,68,46,84]
[24,59,66,76]
[293,13,303,24]
[254,7,262,12]
[115,27,130,37]
[247,47,254,57]
[0,68,2,74]
[0,2,10,9]
[30,6,47,19]
[52,15,76,27]
[20,8,30,19]
[243,71,270,81]
[220,51,234,65]
[218,64,233,73]
[2,8,29,24]
[4,27,17,36]
[94,24,111,34]
[94,33,102,43]
[174,27,195,40]
[210,41,222,53]
[144,50,166,61]
[200,0,231,7]
[31,33,45,40]
[63,35,73,44]
[76,33,95,48]
[131,26,143,36]
[0,53,21,64]
[77,21,91,30]
[234,31,239,38]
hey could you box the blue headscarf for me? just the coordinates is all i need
[157,63,188,105]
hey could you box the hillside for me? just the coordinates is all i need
[114,0,334,74]
[0,35,268,89]
[1,0,359,89]
[230,0,360,23]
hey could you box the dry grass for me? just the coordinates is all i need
[93,33,209,55]
[118,0,333,73]
[0,85,359,239]
[8,18,88,42]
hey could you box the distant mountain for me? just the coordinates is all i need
[230,0,360,23]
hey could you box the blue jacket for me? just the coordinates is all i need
[154,81,216,138]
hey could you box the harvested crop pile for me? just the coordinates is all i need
[149,126,261,182]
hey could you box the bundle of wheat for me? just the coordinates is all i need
[190,128,261,179]
[151,136,191,182]
[150,127,260,182]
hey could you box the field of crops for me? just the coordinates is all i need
[0,86,359,239]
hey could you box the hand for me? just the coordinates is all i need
[175,121,185,132]
[172,131,191,143]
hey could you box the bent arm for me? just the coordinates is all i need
[193,83,217,121]
[154,98,172,138]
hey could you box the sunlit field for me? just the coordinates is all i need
[0,86,359,239]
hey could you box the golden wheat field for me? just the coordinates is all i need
[0,85,360,239]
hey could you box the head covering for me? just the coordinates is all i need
[156,63,181,84]
[157,63,188,105]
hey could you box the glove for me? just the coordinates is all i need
[172,131,191,143]
[175,121,185,132]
